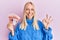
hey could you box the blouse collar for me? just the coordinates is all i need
[26,17,34,25]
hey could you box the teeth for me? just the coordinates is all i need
[29,14,31,16]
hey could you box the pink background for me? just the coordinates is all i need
[0,0,60,40]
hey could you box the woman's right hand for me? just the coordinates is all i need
[7,14,20,36]
[7,22,14,36]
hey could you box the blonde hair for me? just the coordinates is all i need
[20,2,39,30]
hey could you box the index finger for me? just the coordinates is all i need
[46,14,48,19]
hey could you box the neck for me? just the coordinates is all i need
[26,17,34,25]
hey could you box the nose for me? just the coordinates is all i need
[29,10,31,14]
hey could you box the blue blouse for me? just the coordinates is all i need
[8,18,53,40]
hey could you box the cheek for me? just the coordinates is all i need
[31,11,34,15]
[32,13,34,17]
[25,10,29,14]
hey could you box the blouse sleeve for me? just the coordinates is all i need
[38,20,53,40]
[8,22,20,40]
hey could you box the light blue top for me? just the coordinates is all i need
[8,18,53,40]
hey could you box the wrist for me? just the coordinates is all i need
[11,30,14,36]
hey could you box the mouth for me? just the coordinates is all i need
[28,13,32,16]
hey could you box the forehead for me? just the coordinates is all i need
[25,3,34,8]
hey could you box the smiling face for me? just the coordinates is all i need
[24,3,35,19]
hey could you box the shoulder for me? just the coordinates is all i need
[37,20,44,26]
[37,20,44,29]
[15,21,21,31]
[37,20,42,24]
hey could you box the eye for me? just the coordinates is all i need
[26,8,29,10]
[31,9,34,11]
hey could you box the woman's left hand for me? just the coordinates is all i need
[42,14,53,29]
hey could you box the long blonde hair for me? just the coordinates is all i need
[20,2,39,30]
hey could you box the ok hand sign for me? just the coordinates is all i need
[42,14,53,29]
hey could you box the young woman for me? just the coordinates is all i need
[7,2,53,40]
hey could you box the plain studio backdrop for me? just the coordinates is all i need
[0,0,60,40]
